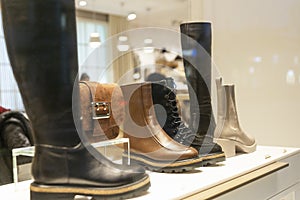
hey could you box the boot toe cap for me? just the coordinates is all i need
[197,142,224,155]
[178,146,198,160]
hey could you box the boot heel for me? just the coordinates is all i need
[215,138,236,158]
[31,191,75,200]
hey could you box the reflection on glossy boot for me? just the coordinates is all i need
[1,0,150,199]
[214,77,257,157]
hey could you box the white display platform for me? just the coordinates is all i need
[132,146,300,200]
[1,146,299,200]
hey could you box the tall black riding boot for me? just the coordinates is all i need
[180,22,225,161]
[1,0,150,199]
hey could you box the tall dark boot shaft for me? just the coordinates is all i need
[1,0,150,199]
[180,22,225,160]
[180,22,214,136]
[2,0,80,147]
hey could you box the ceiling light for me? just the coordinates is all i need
[78,0,87,7]
[143,46,154,54]
[144,38,153,44]
[127,12,137,21]
[249,66,255,75]
[286,69,295,85]
[117,44,130,52]
[89,32,101,48]
[253,56,262,63]
[118,36,128,42]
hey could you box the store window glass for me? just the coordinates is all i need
[76,10,108,82]
[0,9,24,110]
[77,16,108,68]
[0,9,108,110]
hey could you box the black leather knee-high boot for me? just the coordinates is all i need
[1,0,150,199]
[180,22,225,162]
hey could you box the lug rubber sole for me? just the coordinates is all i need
[124,153,203,173]
[30,175,150,200]
[201,153,226,166]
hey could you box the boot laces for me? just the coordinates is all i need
[164,89,195,144]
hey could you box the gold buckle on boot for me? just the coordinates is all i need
[92,102,110,119]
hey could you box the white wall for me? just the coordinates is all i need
[191,0,300,147]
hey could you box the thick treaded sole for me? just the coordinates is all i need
[124,153,203,173]
[30,175,150,200]
[200,152,226,166]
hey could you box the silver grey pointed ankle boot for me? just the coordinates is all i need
[214,77,256,157]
